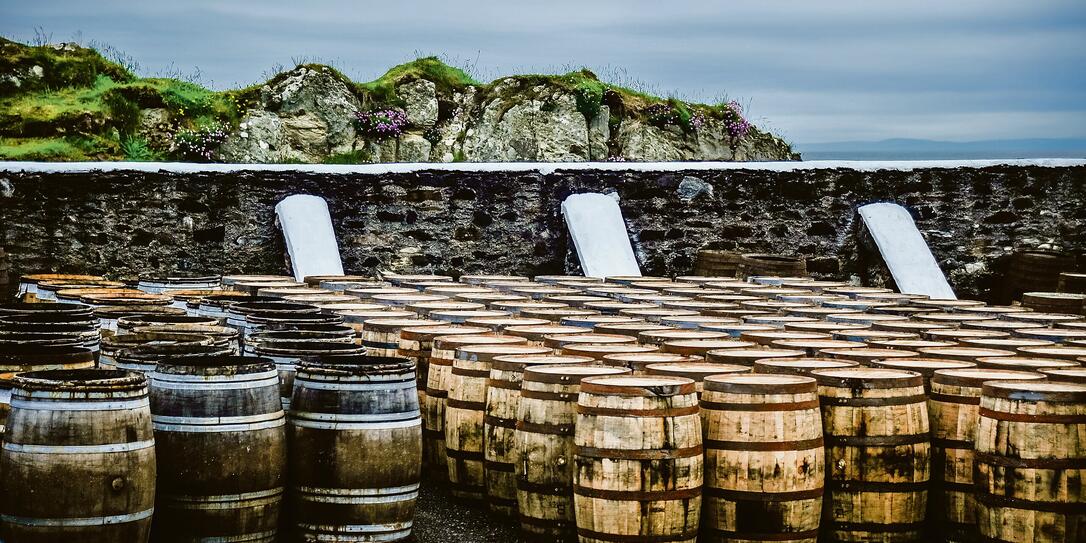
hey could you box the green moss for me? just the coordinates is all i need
[0,37,133,97]
[0,136,106,161]
[357,57,479,107]
[120,136,160,161]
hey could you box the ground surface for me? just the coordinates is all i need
[415,480,523,543]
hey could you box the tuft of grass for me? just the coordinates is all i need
[357,57,480,107]
[120,136,159,161]
[0,136,91,161]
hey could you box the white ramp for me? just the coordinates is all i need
[561,193,641,278]
[275,194,344,282]
[858,202,955,299]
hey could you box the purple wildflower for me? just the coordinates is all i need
[356,108,409,139]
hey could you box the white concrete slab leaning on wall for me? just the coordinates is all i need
[561,192,641,278]
[275,194,344,282]
[858,202,956,299]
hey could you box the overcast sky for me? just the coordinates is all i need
[2,0,1084,144]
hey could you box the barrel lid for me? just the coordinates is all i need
[601,352,694,365]
[460,274,531,283]
[911,298,986,309]
[821,348,921,360]
[932,368,1047,388]
[400,325,489,340]
[919,346,1017,359]
[1002,312,1084,324]
[545,333,638,348]
[918,313,996,323]
[964,320,1044,331]
[2,312,96,327]
[0,344,95,366]
[593,322,670,336]
[869,358,976,375]
[871,321,951,332]
[505,325,584,340]
[1018,346,1086,361]
[753,357,859,372]
[94,305,187,319]
[260,287,319,297]
[924,329,1011,340]
[0,302,93,316]
[580,375,696,397]
[248,311,344,325]
[958,305,1032,315]
[704,373,816,394]
[338,309,414,323]
[14,368,146,392]
[707,348,807,364]
[772,339,867,350]
[1014,328,1086,342]
[560,315,640,327]
[321,303,388,313]
[492,354,594,371]
[132,324,237,338]
[455,344,551,362]
[645,362,750,380]
[82,292,172,305]
[250,341,365,356]
[662,339,756,355]
[833,330,919,341]
[248,330,353,343]
[523,364,629,383]
[658,315,740,327]
[638,329,727,343]
[810,367,924,388]
[960,338,1055,349]
[104,331,217,349]
[221,274,293,285]
[362,318,444,332]
[520,308,600,320]
[982,380,1086,403]
[861,338,949,350]
[1039,368,1086,383]
[974,356,1080,370]
[784,321,870,332]
[154,355,275,374]
[740,331,831,343]
[283,294,358,304]
[231,301,320,314]
[20,273,104,285]
[117,314,218,327]
[433,333,527,350]
[298,354,414,377]
[561,344,659,356]
[463,316,546,330]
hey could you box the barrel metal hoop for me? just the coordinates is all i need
[296,521,413,536]
[827,480,929,492]
[288,410,420,423]
[296,483,419,504]
[483,459,515,472]
[516,480,572,496]
[576,405,700,418]
[518,513,573,528]
[574,485,702,501]
[702,527,821,541]
[824,434,929,447]
[150,370,277,384]
[976,491,1086,514]
[152,411,284,427]
[516,420,573,436]
[160,487,284,509]
[700,399,820,412]
[574,445,703,460]
[519,389,577,402]
[153,416,286,433]
[819,394,927,407]
[3,439,155,454]
[362,340,401,350]
[936,480,975,494]
[445,449,485,461]
[704,486,823,501]
[296,379,415,391]
[931,437,974,450]
[451,367,491,378]
[10,397,149,412]
[929,392,980,406]
[150,377,280,391]
[424,388,448,399]
[575,526,699,543]
[0,508,154,526]
[485,495,518,506]
[483,415,517,429]
[446,399,486,411]
[978,407,1086,424]
[485,379,521,391]
[974,450,1086,470]
[421,428,444,437]
[705,436,824,452]
[827,521,924,533]
[288,417,421,431]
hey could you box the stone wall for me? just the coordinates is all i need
[0,161,1083,301]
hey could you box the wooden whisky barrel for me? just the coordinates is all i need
[810,367,930,542]
[360,318,444,356]
[928,368,1046,543]
[446,343,550,501]
[600,352,697,375]
[752,357,860,376]
[424,334,528,483]
[288,355,422,542]
[516,365,630,542]
[483,354,591,517]
[574,375,702,543]
[0,369,156,542]
[150,355,287,542]
[868,358,976,393]
[701,374,824,543]
[975,381,1086,543]
[250,340,365,411]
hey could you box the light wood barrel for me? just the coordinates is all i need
[868,358,976,392]
[1040,367,1086,383]
[505,325,586,347]
[150,355,287,542]
[424,334,528,484]
[973,356,1080,371]
[288,355,422,542]
[600,352,697,375]
[660,339,756,358]
[917,346,1017,363]
[753,357,860,376]
[484,354,592,517]
[515,364,631,542]
[810,367,930,542]
[559,343,659,359]
[360,318,444,356]
[707,348,807,367]
[975,381,1086,543]
[819,347,920,365]
[928,368,1046,543]
[0,369,156,542]
[644,362,750,396]
[701,374,825,543]
[574,375,703,543]
[446,343,550,501]
[543,333,638,351]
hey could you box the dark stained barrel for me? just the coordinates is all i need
[288,355,422,542]
[150,355,287,542]
[0,369,156,542]
[114,342,231,375]
[251,340,366,411]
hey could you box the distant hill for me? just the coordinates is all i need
[796,138,1086,160]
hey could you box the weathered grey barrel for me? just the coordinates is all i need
[137,275,221,294]
[116,314,220,335]
[131,324,241,353]
[95,304,187,333]
[288,355,422,542]
[0,345,97,437]
[251,340,366,411]
[150,355,286,542]
[225,301,322,342]
[113,341,230,375]
[101,331,220,367]
[0,312,101,353]
[0,369,156,542]
[195,294,276,320]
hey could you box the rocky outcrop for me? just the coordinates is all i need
[220,66,361,163]
[461,79,590,162]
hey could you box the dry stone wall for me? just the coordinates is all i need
[0,163,1082,301]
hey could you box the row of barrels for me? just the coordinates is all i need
[0,353,419,542]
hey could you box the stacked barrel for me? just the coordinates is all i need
[3,269,1086,542]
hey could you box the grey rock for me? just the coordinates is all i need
[398,133,432,162]
[135,108,173,151]
[431,88,477,162]
[462,80,589,162]
[677,176,713,201]
[588,106,610,161]
[220,111,285,163]
[399,79,439,129]
[616,119,689,161]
